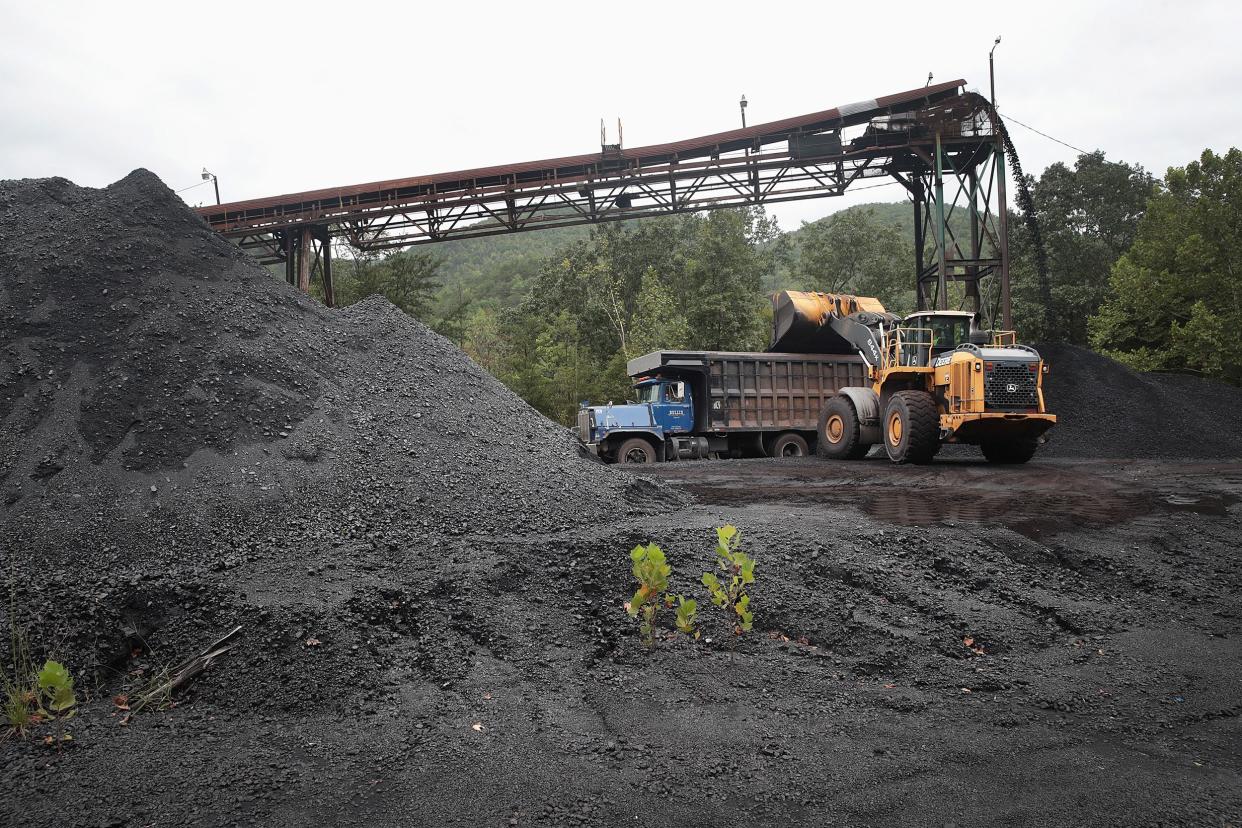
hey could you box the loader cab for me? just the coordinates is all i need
[903,311,978,353]
[899,309,983,364]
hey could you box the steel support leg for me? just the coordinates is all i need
[933,132,948,311]
[995,141,1012,329]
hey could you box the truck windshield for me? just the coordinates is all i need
[635,384,660,403]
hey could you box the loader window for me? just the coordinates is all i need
[928,317,970,350]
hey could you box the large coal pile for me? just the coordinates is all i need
[0,170,671,710]
[1038,342,1242,458]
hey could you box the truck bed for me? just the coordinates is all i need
[627,350,869,433]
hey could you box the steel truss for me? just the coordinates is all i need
[198,82,1011,326]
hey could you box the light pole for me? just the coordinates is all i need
[989,36,1001,107]
[201,167,220,205]
[739,94,747,128]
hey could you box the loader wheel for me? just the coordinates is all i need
[981,438,1038,465]
[817,396,871,460]
[617,437,660,465]
[883,391,940,464]
[769,432,809,458]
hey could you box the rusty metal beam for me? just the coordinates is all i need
[194,81,1016,329]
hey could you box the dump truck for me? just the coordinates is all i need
[577,350,870,463]
[578,291,1055,464]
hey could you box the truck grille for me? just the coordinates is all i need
[985,363,1038,409]
[576,408,592,442]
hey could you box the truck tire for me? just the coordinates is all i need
[817,396,871,460]
[883,391,940,464]
[616,437,660,465]
[981,438,1038,464]
[768,432,809,458]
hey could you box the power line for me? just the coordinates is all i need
[1000,112,1091,156]
[174,179,211,194]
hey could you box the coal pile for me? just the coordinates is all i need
[4,171,1240,827]
[0,170,673,709]
[1037,342,1242,459]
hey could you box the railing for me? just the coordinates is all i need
[991,330,1018,346]
[881,326,934,370]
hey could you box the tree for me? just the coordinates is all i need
[1089,148,1242,384]
[462,306,508,376]
[681,209,775,351]
[796,207,911,313]
[328,245,442,322]
[382,250,442,320]
[1010,151,1156,343]
[629,267,690,357]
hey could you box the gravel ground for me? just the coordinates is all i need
[1,172,1240,827]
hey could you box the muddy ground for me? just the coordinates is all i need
[6,455,1240,827]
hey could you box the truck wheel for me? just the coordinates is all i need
[817,396,870,460]
[883,391,939,464]
[616,437,660,465]
[981,438,1038,464]
[769,432,809,458]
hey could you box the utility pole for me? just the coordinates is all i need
[739,94,747,128]
[989,36,1001,106]
[201,168,220,205]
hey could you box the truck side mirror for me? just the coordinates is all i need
[672,381,685,401]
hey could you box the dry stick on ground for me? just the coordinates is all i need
[127,625,243,718]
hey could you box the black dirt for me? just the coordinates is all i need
[2,173,1240,827]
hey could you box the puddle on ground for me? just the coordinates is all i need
[682,482,1237,539]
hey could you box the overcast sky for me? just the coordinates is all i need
[3,0,1240,231]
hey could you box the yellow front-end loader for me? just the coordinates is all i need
[771,291,1056,464]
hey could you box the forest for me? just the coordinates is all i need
[314,147,1242,424]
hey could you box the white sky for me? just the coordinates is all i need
[3,0,1240,231]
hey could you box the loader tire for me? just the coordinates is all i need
[616,437,660,465]
[883,391,940,464]
[817,396,871,460]
[981,437,1038,465]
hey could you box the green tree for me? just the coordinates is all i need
[681,209,775,351]
[1011,151,1157,342]
[795,207,911,313]
[462,306,508,376]
[382,250,442,320]
[1089,148,1242,384]
[629,267,690,357]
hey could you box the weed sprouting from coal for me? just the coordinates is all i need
[36,660,76,746]
[627,543,671,647]
[626,543,701,646]
[701,525,755,635]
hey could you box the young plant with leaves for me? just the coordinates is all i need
[701,525,756,634]
[627,543,670,647]
[627,543,699,646]
[37,660,76,745]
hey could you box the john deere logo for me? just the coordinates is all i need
[1005,382,1019,394]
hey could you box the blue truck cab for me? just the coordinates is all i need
[577,378,695,463]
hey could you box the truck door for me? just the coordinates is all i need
[656,381,693,435]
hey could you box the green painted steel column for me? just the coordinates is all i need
[994,140,1012,329]
[934,132,948,310]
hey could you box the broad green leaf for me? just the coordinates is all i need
[37,661,71,692]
